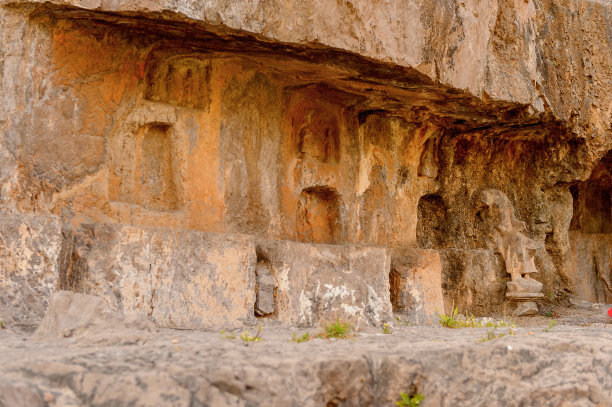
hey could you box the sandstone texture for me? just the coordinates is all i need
[0,0,611,404]
[439,249,508,315]
[257,239,393,327]
[61,222,257,330]
[390,248,444,324]
[569,231,612,304]
[0,0,610,312]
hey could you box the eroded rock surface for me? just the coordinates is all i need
[0,214,62,329]
[0,0,610,313]
[256,239,393,327]
[1,310,612,407]
[0,1,610,404]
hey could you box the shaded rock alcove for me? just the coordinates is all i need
[569,150,612,303]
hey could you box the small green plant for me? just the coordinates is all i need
[0,320,5,329]
[396,392,424,407]
[317,318,354,339]
[437,307,481,328]
[395,316,413,327]
[290,332,311,343]
[481,330,501,342]
[240,324,262,342]
[545,319,557,332]
[220,330,236,340]
[382,323,392,334]
[437,306,462,328]
[479,328,515,342]
[438,304,516,329]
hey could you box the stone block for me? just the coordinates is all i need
[390,248,444,324]
[438,249,508,316]
[256,240,393,327]
[254,263,275,316]
[63,223,257,329]
[0,214,62,327]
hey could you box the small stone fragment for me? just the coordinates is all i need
[255,263,275,316]
[514,301,538,316]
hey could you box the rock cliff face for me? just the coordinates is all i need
[0,0,610,327]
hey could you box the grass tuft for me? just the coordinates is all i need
[290,332,311,343]
[317,318,354,339]
[240,324,263,342]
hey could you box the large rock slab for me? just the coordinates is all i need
[390,248,444,325]
[439,249,508,316]
[256,240,393,327]
[63,223,257,329]
[0,214,62,328]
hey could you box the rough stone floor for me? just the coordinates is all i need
[1,307,611,407]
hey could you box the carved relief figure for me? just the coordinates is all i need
[295,109,340,163]
[477,189,544,310]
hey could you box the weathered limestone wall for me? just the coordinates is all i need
[62,223,257,329]
[567,151,612,303]
[0,0,610,322]
[256,240,393,327]
[0,13,442,248]
[2,0,608,152]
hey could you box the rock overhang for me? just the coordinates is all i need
[1,0,579,137]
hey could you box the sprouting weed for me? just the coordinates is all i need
[438,303,516,329]
[317,318,354,339]
[479,328,515,342]
[382,323,392,334]
[290,332,310,343]
[396,392,424,407]
[240,324,263,342]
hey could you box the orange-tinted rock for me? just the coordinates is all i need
[61,223,257,329]
[390,248,444,324]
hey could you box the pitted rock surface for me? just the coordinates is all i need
[1,310,611,407]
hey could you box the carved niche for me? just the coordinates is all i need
[108,103,183,212]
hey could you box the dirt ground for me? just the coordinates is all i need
[1,304,611,407]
